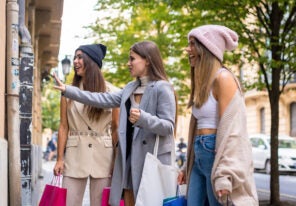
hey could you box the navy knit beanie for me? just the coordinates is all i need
[76,44,107,68]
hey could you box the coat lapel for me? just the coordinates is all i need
[133,81,157,139]
[122,80,140,105]
[72,101,92,129]
[138,81,156,111]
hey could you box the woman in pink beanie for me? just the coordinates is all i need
[178,25,259,206]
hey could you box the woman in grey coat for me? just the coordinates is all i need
[53,40,177,206]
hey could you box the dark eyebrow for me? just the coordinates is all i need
[75,54,83,57]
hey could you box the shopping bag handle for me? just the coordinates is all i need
[51,175,63,187]
[153,135,176,166]
[153,135,160,156]
[176,184,185,197]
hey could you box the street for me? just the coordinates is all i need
[254,171,296,203]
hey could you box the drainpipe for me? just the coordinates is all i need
[18,0,34,205]
[6,0,21,205]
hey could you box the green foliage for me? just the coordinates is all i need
[41,67,74,131]
[87,0,295,115]
[41,79,61,131]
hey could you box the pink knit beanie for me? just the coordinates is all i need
[188,25,238,62]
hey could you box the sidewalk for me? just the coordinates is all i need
[257,189,296,206]
[35,161,296,206]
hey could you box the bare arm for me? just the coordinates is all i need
[214,71,238,118]
[53,96,68,175]
[110,107,120,175]
[111,107,120,147]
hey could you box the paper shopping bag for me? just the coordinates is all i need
[101,187,125,206]
[39,175,67,206]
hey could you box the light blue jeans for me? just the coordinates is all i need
[187,134,221,206]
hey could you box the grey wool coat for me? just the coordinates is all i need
[63,79,176,206]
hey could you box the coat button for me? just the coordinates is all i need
[142,140,147,145]
[88,144,92,148]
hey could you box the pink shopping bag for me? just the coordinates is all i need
[102,187,124,206]
[39,175,67,206]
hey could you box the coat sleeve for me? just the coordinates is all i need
[63,85,122,108]
[134,81,176,136]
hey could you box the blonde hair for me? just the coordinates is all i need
[188,39,221,108]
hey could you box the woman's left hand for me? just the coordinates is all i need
[177,171,186,185]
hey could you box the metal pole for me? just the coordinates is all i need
[19,46,34,206]
[6,0,21,205]
[19,0,34,205]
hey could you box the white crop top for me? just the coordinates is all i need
[192,91,218,129]
[191,68,229,129]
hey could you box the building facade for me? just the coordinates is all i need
[0,0,63,205]
[245,82,296,137]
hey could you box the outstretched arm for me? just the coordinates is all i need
[52,73,122,108]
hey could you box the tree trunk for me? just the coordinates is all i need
[269,2,283,205]
[269,93,280,205]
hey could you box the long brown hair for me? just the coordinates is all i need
[72,52,106,121]
[131,41,178,136]
[130,41,168,81]
[188,38,220,108]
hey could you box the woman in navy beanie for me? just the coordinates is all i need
[178,25,259,206]
[53,43,120,206]
[53,41,177,206]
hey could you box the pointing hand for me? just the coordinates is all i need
[52,73,66,92]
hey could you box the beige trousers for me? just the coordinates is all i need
[63,176,111,206]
